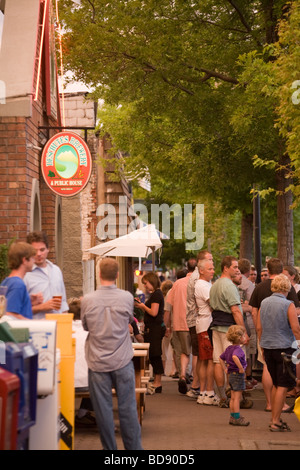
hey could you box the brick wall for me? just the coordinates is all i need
[0,116,35,244]
[0,113,60,262]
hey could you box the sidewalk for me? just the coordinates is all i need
[74,377,300,451]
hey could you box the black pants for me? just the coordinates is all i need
[144,323,166,375]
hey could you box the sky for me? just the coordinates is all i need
[59,71,91,94]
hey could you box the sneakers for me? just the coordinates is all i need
[197,394,205,405]
[186,387,200,399]
[203,394,220,406]
[229,415,250,426]
[246,378,258,390]
[197,393,220,406]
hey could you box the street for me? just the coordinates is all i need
[75,377,300,451]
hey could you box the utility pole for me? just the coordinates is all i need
[253,187,262,284]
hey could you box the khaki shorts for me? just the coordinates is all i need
[212,330,231,364]
[213,329,246,364]
[172,331,191,356]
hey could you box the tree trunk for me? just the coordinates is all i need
[239,210,253,261]
[276,154,294,265]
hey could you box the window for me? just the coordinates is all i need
[30,179,42,232]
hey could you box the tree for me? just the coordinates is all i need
[0,242,11,282]
[59,0,297,263]
[230,1,300,264]
[274,2,300,200]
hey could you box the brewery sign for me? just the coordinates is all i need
[41,131,92,197]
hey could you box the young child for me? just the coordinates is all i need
[219,325,250,427]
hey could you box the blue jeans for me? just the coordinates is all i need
[88,361,143,450]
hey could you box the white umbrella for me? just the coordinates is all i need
[86,224,163,270]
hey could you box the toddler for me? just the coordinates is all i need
[220,325,250,426]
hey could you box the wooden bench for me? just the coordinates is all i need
[75,343,150,425]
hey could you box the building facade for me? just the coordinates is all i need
[0,0,62,261]
[0,1,134,297]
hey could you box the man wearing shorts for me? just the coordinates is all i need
[186,251,214,396]
[167,259,197,394]
[194,258,218,405]
[209,256,249,406]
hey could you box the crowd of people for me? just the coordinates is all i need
[141,251,300,432]
[1,237,300,447]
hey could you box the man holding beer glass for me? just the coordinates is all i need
[24,231,68,319]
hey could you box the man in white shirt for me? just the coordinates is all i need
[186,250,213,394]
[24,231,68,319]
[194,258,217,405]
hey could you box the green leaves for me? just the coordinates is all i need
[59,0,300,256]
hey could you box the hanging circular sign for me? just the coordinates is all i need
[41,131,92,197]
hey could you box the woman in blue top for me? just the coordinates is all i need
[257,274,300,432]
[0,242,36,319]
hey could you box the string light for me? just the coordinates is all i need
[34,0,66,128]
[55,0,65,127]
[34,0,48,101]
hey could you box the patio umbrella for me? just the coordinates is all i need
[86,224,163,270]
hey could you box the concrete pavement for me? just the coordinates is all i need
[74,377,300,451]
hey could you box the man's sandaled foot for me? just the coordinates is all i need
[269,421,291,432]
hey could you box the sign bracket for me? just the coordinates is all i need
[38,126,95,144]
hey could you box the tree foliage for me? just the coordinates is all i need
[59,0,300,261]
[274,2,300,203]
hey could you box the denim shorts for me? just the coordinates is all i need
[228,372,246,391]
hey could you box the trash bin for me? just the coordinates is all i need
[29,349,61,450]
[2,342,38,450]
[17,343,38,449]
[0,367,20,450]
[6,320,59,450]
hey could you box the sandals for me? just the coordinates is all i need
[269,421,291,432]
[178,378,188,395]
[147,384,162,395]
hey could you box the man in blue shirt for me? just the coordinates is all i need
[24,231,68,319]
[0,241,36,319]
